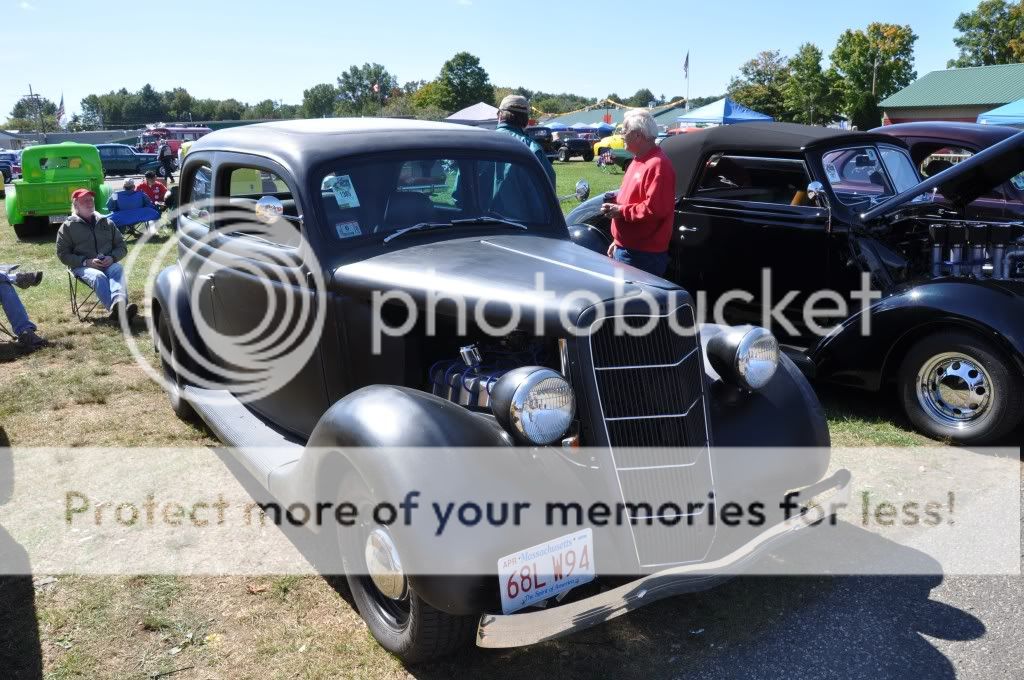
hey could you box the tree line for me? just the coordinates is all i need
[4,1,1021,133]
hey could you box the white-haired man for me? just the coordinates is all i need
[600,109,676,276]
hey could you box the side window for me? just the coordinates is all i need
[185,164,213,225]
[223,166,299,248]
[694,154,812,205]
[920,146,1003,200]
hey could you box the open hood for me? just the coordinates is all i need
[860,129,1024,223]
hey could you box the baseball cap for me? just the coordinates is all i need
[71,188,95,201]
[498,95,530,114]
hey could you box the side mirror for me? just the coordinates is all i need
[806,181,826,203]
[575,179,591,202]
[255,195,284,223]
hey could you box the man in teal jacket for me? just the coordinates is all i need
[494,95,556,187]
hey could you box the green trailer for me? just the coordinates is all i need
[5,142,111,239]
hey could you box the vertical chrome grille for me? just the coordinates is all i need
[588,303,715,567]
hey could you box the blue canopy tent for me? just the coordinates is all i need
[546,121,568,130]
[592,122,615,133]
[977,99,1024,126]
[676,97,773,124]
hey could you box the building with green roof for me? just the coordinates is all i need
[879,64,1024,125]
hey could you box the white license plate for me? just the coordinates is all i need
[48,215,67,224]
[497,529,594,614]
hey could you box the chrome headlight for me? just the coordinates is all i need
[707,326,779,391]
[490,367,575,445]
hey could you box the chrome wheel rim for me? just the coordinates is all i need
[916,352,993,428]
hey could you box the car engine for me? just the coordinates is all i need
[428,334,554,411]
[889,219,1024,281]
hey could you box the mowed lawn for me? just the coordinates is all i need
[0,166,935,680]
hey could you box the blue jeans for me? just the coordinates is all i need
[612,246,669,277]
[72,262,126,311]
[0,274,35,335]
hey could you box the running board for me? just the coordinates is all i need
[182,386,303,490]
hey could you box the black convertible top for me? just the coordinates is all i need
[660,122,902,196]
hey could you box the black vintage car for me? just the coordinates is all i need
[567,122,1024,444]
[525,125,594,162]
[153,118,843,662]
[873,121,1024,222]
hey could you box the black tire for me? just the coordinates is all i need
[583,151,594,162]
[339,476,475,663]
[557,147,569,163]
[155,307,197,421]
[898,330,1023,444]
[13,222,32,239]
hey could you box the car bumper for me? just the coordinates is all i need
[476,468,851,648]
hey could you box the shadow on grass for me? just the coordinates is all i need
[0,426,43,680]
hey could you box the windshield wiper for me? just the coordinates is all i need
[383,217,527,244]
[450,216,528,230]
[383,222,455,243]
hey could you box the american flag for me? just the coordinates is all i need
[683,52,689,79]
[56,93,67,128]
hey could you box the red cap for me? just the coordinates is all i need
[71,188,95,201]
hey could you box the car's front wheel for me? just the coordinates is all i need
[898,330,1022,444]
[339,476,475,663]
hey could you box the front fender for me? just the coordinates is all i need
[273,386,632,614]
[700,323,831,501]
[151,263,204,373]
[565,193,609,228]
[810,279,1024,391]
[4,191,19,226]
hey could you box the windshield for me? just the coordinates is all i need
[822,145,901,209]
[879,145,920,193]
[1011,172,1024,193]
[315,154,555,242]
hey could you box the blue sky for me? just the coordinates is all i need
[5,0,978,121]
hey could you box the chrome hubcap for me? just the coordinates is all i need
[916,352,993,427]
[364,528,407,601]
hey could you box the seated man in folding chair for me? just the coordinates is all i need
[56,189,138,322]
[0,266,48,350]
[106,178,161,237]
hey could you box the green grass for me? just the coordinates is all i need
[554,158,624,214]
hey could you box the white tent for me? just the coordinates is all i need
[446,102,499,129]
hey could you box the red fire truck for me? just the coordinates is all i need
[137,125,212,154]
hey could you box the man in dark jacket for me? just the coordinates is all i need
[157,140,176,183]
[494,95,556,187]
[56,189,137,321]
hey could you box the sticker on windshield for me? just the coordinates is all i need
[328,175,361,209]
[335,221,362,239]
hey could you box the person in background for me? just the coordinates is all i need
[494,95,556,188]
[157,138,175,183]
[56,189,137,322]
[106,178,161,235]
[600,109,677,276]
[0,268,47,350]
[137,170,169,208]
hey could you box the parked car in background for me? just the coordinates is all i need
[593,126,626,156]
[551,130,593,162]
[5,142,111,238]
[155,118,840,662]
[0,159,13,186]
[872,122,1024,221]
[95,143,164,177]
[0,151,21,181]
[567,122,1024,443]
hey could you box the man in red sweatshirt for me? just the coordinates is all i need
[600,109,676,276]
